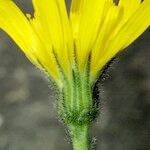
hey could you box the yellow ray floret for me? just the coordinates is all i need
[91,0,150,81]
[0,0,150,84]
[31,0,73,75]
[0,0,71,85]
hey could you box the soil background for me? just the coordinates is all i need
[0,0,150,150]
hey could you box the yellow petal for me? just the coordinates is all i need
[70,0,84,39]
[32,0,72,76]
[106,0,150,56]
[119,0,141,20]
[70,0,107,72]
[0,0,60,82]
[1,0,150,85]
[71,0,84,13]
[55,0,74,67]
[90,0,150,81]
[91,4,123,72]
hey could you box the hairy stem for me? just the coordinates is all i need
[69,124,89,150]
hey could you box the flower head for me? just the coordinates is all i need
[0,0,150,85]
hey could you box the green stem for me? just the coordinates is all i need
[69,124,89,150]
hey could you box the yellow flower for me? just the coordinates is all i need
[0,0,150,85]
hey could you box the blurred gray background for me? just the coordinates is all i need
[0,0,150,150]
